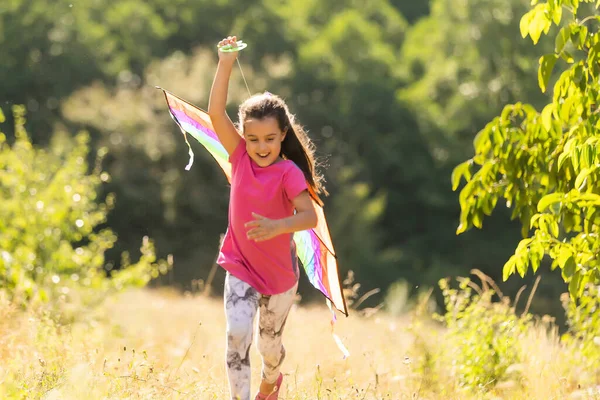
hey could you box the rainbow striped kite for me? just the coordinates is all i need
[157,87,348,318]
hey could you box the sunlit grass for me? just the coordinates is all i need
[0,288,598,399]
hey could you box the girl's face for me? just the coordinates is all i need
[243,116,286,167]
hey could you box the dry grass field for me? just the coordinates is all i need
[1,287,599,400]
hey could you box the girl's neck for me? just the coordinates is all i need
[254,156,285,168]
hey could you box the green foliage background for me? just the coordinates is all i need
[0,105,171,306]
[2,0,593,318]
[454,0,600,304]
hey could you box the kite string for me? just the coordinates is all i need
[236,58,252,98]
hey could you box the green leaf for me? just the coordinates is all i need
[549,219,560,238]
[562,256,576,280]
[584,207,597,233]
[456,210,469,235]
[537,192,563,212]
[530,241,544,273]
[580,25,588,43]
[503,256,516,281]
[573,0,581,14]
[514,238,533,278]
[451,160,472,191]
[572,145,581,172]
[516,256,527,278]
[555,25,572,53]
[529,7,549,44]
[568,271,581,298]
[541,104,554,132]
[520,9,535,38]
[575,25,588,50]
[501,104,516,121]
[523,103,537,114]
[472,209,483,229]
[560,97,575,122]
[538,215,549,233]
[459,181,474,209]
[491,126,504,145]
[558,151,571,171]
[560,50,575,63]
[557,246,573,269]
[575,167,593,190]
[573,64,584,86]
[581,145,590,169]
[530,213,542,229]
[516,237,533,253]
[585,144,594,167]
[482,195,497,216]
[591,270,600,288]
[563,212,575,232]
[552,5,562,25]
[577,273,589,297]
[578,193,600,204]
[570,25,582,48]
[473,126,491,151]
[538,54,559,93]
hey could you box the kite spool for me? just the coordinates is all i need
[217,39,252,97]
[218,40,248,53]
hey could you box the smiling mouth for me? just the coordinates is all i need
[258,153,269,159]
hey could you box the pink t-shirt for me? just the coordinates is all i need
[217,139,308,295]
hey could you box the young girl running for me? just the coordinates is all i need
[208,36,327,400]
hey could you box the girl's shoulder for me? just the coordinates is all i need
[279,158,298,168]
[276,159,303,175]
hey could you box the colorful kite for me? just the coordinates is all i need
[157,87,349,323]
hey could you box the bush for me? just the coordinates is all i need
[0,106,171,306]
[434,271,533,391]
[561,284,600,385]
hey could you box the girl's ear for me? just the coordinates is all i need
[281,127,288,141]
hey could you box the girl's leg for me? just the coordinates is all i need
[256,281,298,387]
[224,272,260,400]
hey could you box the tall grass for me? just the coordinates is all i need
[1,280,599,399]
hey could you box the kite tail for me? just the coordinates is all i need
[180,127,195,171]
[327,299,350,359]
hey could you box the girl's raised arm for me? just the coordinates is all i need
[208,36,242,156]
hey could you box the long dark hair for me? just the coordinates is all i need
[238,92,327,205]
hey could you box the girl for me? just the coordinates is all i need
[208,36,327,400]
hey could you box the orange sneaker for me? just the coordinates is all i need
[254,373,283,400]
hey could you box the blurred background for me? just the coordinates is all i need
[0,0,568,321]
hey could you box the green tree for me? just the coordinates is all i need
[400,0,554,164]
[453,0,600,298]
[0,106,171,304]
[395,0,565,293]
[0,0,248,140]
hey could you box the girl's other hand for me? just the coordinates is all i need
[245,213,283,242]
[217,36,240,63]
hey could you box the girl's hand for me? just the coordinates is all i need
[217,36,240,63]
[245,213,283,242]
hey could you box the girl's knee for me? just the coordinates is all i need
[227,330,248,346]
[258,340,285,361]
[227,322,252,348]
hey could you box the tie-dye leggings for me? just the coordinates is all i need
[224,272,298,400]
